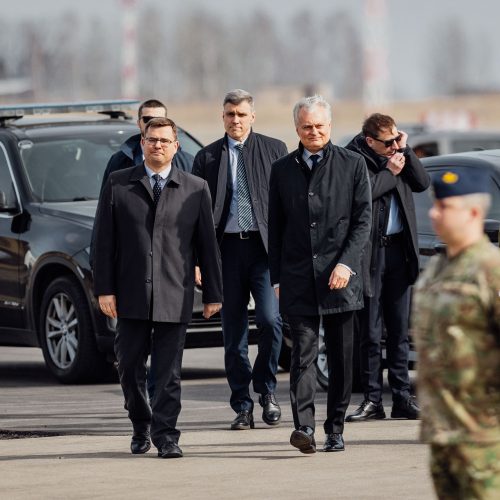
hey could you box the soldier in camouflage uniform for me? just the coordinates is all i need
[412,167,500,499]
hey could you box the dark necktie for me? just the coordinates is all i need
[152,174,162,207]
[310,154,320,170]
[235,143,253,231]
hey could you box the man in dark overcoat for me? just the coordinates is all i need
[193,89,288,430]
[93,117,222,459]
[268,95,372,453]
[345,113,430,423]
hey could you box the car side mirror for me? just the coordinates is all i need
[0,190,20,214]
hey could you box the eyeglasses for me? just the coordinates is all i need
[144,137,175,147]
[371,134,402,148]
[141,116,156,124]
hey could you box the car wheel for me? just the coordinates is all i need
[39,276,113,383]
[316,316,363,392]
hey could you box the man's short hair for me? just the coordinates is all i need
[138,99,167,119]
[362,113,396,138]
[223,89,254,111]
[144,117,177,140]
[293,95,332,126]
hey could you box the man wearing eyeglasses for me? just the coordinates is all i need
[93,117,222,459]
[94,99,194,402]
[100,99,193,192]
[345,113,430,423]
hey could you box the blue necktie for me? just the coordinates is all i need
[152,174,162,208]
[235,143,253,231]
[310,154,320,170]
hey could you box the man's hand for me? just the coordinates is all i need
[203,303,222,319]
[328,265,351,290]
[396,130,408,150]
[386,151,406,176]
[98,295,117,318]
[274,286,280,299]
[195,266,202,286]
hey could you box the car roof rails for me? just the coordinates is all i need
[0,99,139,126]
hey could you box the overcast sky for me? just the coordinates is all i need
[1,0,499,100]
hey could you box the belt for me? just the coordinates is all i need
[380,232,405,247]
[224,231,260,240]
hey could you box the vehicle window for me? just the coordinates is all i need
[0,143,18,210]
[414,188,434,234]
[412,142,438,158]
[177,129,202,157]
[451,139,500,153]
[19,134,123,202]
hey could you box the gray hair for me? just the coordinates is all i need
[293,95,332,126]
[223,89,254,111]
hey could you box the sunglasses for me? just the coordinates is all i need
[371,134,402,148]
[141,116,156,124]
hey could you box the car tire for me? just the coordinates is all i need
[316,315,362,392]
[39,276,115,383]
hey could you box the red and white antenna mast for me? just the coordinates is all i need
[363,0,390,113]
[120,0,139,99]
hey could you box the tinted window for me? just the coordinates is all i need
[451,139,500,153]
[0,143,18,210]
[177,129,202,157]
[19,132,123,202]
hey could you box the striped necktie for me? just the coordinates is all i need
[235,143,253,231]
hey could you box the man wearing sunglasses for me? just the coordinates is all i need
[100,99,194,192]
[346,113,430,423]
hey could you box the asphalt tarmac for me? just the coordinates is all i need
[0,346,435,499]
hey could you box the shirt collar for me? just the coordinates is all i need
[144,163,171,180]
[302,148,324,162]
[227,135,247,150]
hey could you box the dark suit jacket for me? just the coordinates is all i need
[92,164,222,322]
[346,133,430,295]
[268,142,372,315]
[192,131,287,251]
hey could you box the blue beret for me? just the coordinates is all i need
[431,167,491,199]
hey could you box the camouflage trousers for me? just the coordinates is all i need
[430,442,500,500]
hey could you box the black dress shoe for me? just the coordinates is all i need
[323,433,345,452]
[345,400,386,422]
[290,426,316,454]
[157,442,183,459]
[391,396,420,420]
[230,410,255,430]
[130,432,151,455]
[259,393,281,426]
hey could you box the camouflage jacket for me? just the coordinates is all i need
[413,236,500,444]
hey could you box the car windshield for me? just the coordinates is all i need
[19,126,202,202]
[19,129,127,202]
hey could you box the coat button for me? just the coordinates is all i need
[145,279,152,283]
[308,192,314,196]
[313,254,318,259]
[149,252,153,257]
[310,222,316,228]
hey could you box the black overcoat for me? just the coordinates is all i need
[92,164,222,322]
[192,131,288,251]
[346,134,430,296]
[268,142,372,316]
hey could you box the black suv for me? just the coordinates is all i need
[0,101,263,383]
